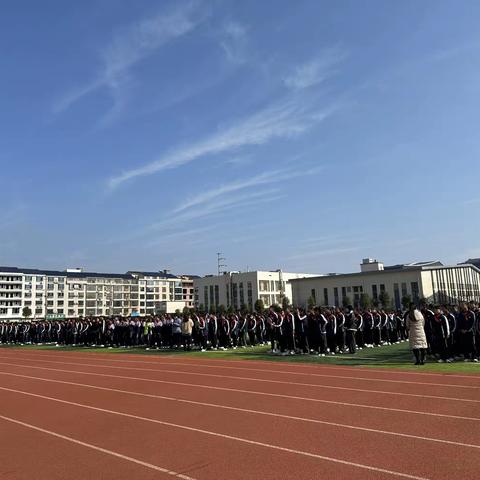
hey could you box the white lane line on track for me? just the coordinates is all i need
[0,386,433,480]
[0,413,196,480]
[1,355,478,403]
[20,352,478,389]
[1,371,478,449]
[1,361,478,422]
[20,348,480,380]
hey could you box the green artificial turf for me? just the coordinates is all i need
[2,342,479,374]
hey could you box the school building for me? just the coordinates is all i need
[0,266,195,321]
[193,270,318,311]
[290,258,480,309]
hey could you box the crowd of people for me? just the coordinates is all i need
[1,304,479,364]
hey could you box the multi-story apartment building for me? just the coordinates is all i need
[180,275,199,309]
[0,266,192,321]
[193,270,317,312]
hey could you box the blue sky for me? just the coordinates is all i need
[1,0,480,275]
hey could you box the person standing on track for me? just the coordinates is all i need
[406,303,428,365]
[181,315,194,351]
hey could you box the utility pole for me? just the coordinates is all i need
[217,253,226,276]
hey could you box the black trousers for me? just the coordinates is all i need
[461,332,475,360]
[346,330,357,354]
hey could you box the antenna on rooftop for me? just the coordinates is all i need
[217,252,227,275]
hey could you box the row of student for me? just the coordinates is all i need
[0,308,406,353]
[1,304,479,362]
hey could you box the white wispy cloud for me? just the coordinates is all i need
[286,246,361,261]
[149,188,283,232]
[144,226,213,248]
[463,198,480,206]
[284,47,347,90]
[53,2,206,114]
[219,21,248,64]
[174,165,322,214]
[224,155,254,167]
[107,98,333,189]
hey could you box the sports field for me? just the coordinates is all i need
[0,345,479,480]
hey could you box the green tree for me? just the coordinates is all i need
[272,303,282,313]
[22,306,32,319]
[217,304,226,315]
[342,296,352,308]
[281,296,291,311]
[226,305,235,314]
[378,291,391,309]
[254,299,265,313]
[307,296,316,309]
[182,306,190,315]
[359,293,372,310]
[401,295,412,310]
[198,304,206,314]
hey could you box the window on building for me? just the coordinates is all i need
[372,284,378,300]
[311,289,316,303]
[247,282,253,310]
[239,282,245,308]
[393,283,400,309]
[214,285,219,307]
[232,283,238,308]
[209,285,214,307]
[323,288,329,306]
[259,280,269,292]
[333,287,339,307]
[260,294,270,306]
[401,282,407,297]
[411,282,419,302]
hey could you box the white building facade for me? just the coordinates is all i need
[193,270,317,312]
[0,267,190,321]
[290,259,480,309]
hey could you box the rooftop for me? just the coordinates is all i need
[0,266,182,280]
[290,260,479,282]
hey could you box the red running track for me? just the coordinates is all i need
[0,348,479,480]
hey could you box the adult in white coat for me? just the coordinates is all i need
[406,304,428,365]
